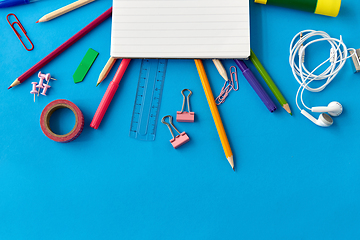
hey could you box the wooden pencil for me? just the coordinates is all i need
[36,0,96,23]
[96,57,117,86]
[212,59,229,81]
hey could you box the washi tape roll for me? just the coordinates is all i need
[254,0,341,17]
[40,99,84,143]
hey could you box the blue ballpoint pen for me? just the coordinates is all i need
[0,0,36,8]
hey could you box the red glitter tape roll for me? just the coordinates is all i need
[40,99,84,143]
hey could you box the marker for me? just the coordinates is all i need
[234,59,277,112]
[90,59,131,129]
[0,0,36,8]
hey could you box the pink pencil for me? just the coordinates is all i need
[8,7,112,89]
[90,59,131,129]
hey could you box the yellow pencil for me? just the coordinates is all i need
[96,57,117,86]
[194,59,234,171]
[36,0,96,23]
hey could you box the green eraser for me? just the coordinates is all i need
[73,48,99,83]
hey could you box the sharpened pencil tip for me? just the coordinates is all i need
[282,103,292,115]
[35,21,39,23]
[7,86,12,90]
[96,82,99,87]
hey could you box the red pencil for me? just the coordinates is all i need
[8,7,112,89]
[90,59,131,129]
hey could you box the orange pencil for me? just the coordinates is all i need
[194,59,234,171]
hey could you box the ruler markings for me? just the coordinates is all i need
[129,59,167,141]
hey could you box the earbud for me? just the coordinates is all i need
[311,101,343,116]
[301,110,333,127]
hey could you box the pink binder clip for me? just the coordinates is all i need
[162,115,190,149]
[176,89,194,122]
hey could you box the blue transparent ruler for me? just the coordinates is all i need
[130,59,168,141]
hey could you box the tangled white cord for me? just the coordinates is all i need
[289,30,355,111]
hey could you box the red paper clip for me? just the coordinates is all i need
[7,13,34,51]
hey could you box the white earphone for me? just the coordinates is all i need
[311,101,343,116]
[289,30,354,127]
[301,101,343,127]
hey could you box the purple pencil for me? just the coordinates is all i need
[234,59,277,112]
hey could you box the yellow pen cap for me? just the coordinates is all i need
[254,0,267,4]
[315,0,341,17]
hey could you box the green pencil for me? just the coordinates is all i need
[250,49,292,115]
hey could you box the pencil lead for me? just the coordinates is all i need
[8,86,12,90]
[96,82,100,87]
[35,20,39,23]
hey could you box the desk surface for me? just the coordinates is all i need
[1,0,360,239]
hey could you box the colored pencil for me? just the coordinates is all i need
[96,57,117,86]
[250,49,292,115]
[212,59,229,81]
[8,7,112,89]
[36,0,96,23]
[194,59,234,171]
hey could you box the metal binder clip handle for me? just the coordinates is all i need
[176,89,195,122]
[162,115,190,149]
[350,49,360,73]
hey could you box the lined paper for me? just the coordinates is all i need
[111,0,250,59]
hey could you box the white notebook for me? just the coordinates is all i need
[111,0,250,59]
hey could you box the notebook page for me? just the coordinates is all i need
[111,0,250,59]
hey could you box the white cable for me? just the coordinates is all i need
[289,30,355,111]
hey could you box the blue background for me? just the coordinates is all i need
[1,0,359,239]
